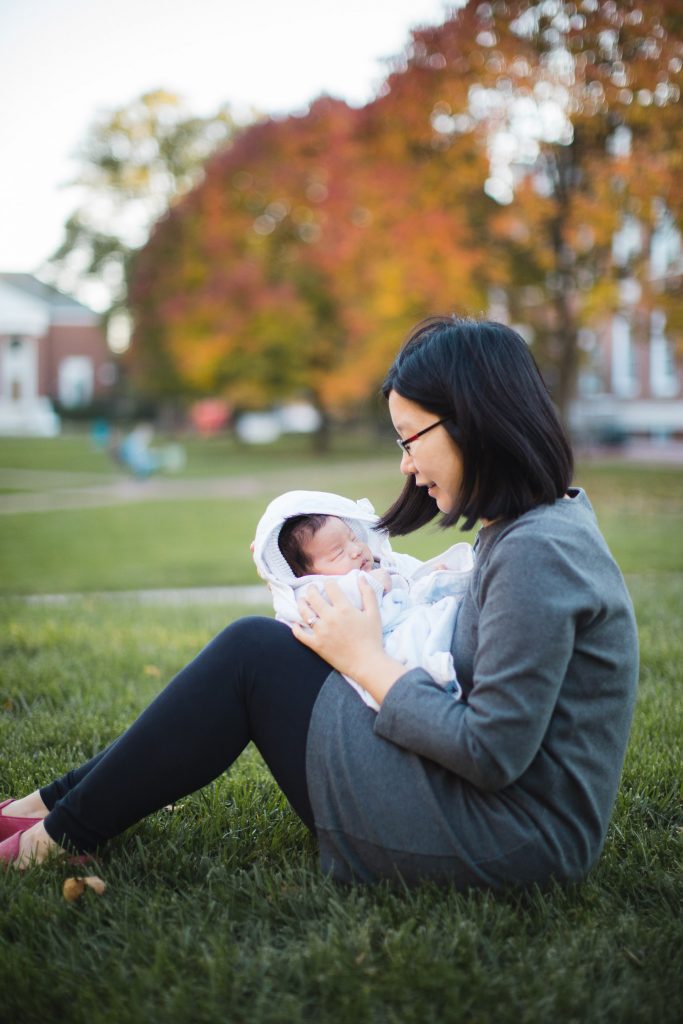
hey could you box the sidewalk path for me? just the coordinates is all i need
[2,442,681,516]
[0,459,397,515]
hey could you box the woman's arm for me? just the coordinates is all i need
[373,526,585,790]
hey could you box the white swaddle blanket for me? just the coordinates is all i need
[252,490,473,711]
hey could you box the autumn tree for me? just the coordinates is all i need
[398,0,683,418]
[130,98,360,417]
[129,1,682,424]
[129,89,486,419]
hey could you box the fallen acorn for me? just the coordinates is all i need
[62,875,107,902]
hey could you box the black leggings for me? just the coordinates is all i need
[40,617,332,853]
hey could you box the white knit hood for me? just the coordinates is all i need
[253,489,394,590]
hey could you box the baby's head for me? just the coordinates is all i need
[278,514,374,578]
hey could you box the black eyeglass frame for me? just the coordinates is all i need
[395,416,451,455]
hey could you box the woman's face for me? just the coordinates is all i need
[388,390,463,514]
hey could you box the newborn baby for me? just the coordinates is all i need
[252,490,474,711]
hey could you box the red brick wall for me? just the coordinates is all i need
[39,323,111,398]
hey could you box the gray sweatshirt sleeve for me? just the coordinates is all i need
[373,522,592,791]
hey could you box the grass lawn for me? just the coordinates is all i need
[0,577,680,1024]
[1,451,682,595]
[1,444,681,1021]
[0,430,393,478]
[0,458,479,595]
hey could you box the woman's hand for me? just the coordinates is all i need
[293,577,406,705]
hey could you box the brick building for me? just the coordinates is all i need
[0,273,114,435]
[571,209,683,442]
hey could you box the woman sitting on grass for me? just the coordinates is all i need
[1,317,639,889]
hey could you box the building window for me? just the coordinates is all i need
[649,310,679,398]
[2,334,36,402]
[650,206,682,280]
[612,215,642,268]
[58,357,94,408]
[611,315,639,398]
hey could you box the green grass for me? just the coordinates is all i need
[0,495,479,596]
[0,579,680,1024]
[0,459,681,595]
[0,430,394,479]
[1,441,681,1021]
[0,450,481,594]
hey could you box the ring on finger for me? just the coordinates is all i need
[307,614,319,627]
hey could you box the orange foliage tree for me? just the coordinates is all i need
[130,90,486,417]
[402,0,683,417]
[129,1,682,423]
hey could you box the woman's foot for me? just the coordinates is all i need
[0,795,48,841]
[1,791,48,818]
[0,820,66,870]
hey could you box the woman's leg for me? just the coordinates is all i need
[2,751,110,821]
[32,616,332,855]
[40,749,110,809]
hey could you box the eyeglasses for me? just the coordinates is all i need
[395,417,451,455]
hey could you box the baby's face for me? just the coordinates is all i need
[305,517,374,576]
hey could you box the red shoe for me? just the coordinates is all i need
[0,828,93,870]
[0,830,28,868]
[0,798,45,841]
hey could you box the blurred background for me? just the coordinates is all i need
[1,0,682,597]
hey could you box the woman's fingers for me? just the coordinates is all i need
[296,578,380,638]
[292,620,316,645]
[296,586,328,626]
[358,576,381,622]
[292,576,387,681]
[318,579,349,608]
[303,585,331,611]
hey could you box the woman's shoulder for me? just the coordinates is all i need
[476,488,612,583]
[480,488,592,545]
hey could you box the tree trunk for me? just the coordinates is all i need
[310,394,331,453]
[548,147,580,427]
[553,301,579,428]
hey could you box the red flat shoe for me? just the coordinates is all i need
[0,798,45,841]
[0,830,27,869]
[0,828,93,870]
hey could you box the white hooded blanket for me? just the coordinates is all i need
[252,490,474,711]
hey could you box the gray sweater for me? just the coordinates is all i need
[305,489,639,887]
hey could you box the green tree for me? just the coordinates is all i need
[46,89,237,327]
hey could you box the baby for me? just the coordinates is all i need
[277,513,393,592]
[252,490,474,711]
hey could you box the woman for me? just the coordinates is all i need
[1,317,639,888]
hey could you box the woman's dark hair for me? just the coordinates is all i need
[278,513,330,577]
[378,316,573,535]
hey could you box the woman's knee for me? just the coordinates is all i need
[207,616,293,672]
[219,615,289,650]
